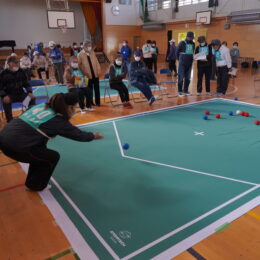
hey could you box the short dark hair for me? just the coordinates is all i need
[233,42,239,46]
[222,41,227,46]
[73,42,77,45]
[147,40,152,44]
[7,56,18,64]
[152,41,156,44]
[123,40,128,44]
[46,93,78,120]
[115,54,123,60]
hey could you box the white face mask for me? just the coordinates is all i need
[115,60,122,66]
[50,46,55,49]
[73,45,78,48]
[135,56,141,62]
[200,42,206,46]
[87,47,92,52]
[123,43,126,46]
[71,63,78,69]
[233,45,238,49]
[11,67,19,72]
[80,45,83,48]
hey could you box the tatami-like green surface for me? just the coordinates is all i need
[46,99,259,260]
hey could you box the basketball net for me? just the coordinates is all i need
[59,25,67,33]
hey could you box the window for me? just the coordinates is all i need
[119,0,132,5]
[178,32,196,43]
[178,0,209,6]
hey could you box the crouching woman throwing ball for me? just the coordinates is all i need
[0,93,103,191]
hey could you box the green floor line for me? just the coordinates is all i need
[45,248,72,260]
[0,161,18,167]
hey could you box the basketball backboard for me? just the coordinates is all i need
[47,10,75,28]
[196,11,212,25]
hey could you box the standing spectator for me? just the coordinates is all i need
[129,50,157,105]
[64,56,93,113]
[176,31,195,96]
[0,57,35,122]
[70,42,81,57]
[32,51,49,81]
[230,42,240,69]
[20,52,32,80]
[167,39,177,77]
[120,40,132,64]
[151,41,159,74]
[109,54,132,108]
[142,40,153,70]
[27,45,33,61]
[195,36,213,96]
[34,42,45,56]
[48,41,64,84]
[78,41,101,106]
[222,41,228,48]
[211,39,232,96]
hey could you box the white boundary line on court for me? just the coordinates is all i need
[17,98,260,260]
[112,121,258,186]
[19,163,100,260]
[121,186,259,260]
[152,195,260,260]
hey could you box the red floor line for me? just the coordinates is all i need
[0,183,25,193]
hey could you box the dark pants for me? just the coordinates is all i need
[144,58,153,70]
[23,68,32,81]
[37,68,49,80]
[197,65,212,93]
[217,66,229,94]
[152,55,158,73]
[0,145,60,191]
[169,59,177,74]
[54,63,64,84]
[211,57,217,80]
[2,93,36,122]
[110,81,130,103]
[69,87,92,109]
[88,77,100,106]
[131,80,153,101]
[178,62,193,93]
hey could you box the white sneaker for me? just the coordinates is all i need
[178,92,184,97]
[184,92,192,96]
[197,93,202,96]
[86,107,95,111]
[80,109,86,114]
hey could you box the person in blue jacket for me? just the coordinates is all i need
[48,41,64,84]
[176,31,195,97]
[167,39,178,77]
[129,50,157,105]
[120,40,132,64]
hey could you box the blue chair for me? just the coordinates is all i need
[159,68,177,98]
[29,79,49,100]
[103,73,120,106]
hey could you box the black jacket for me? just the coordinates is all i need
[109,63,127,84]
[0,68,32,98]
[0,116,95,152]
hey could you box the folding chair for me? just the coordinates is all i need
[103,74,120,106]
[127,79,147,103]
[159,68,177,98]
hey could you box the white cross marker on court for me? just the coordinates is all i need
[194,131,205,136]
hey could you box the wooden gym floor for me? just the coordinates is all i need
[0,59,259,260]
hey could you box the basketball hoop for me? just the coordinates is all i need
[59,25,68,33]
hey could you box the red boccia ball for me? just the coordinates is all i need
[216,114,221,119]
[205,110,210,115]
[254,120,260,125]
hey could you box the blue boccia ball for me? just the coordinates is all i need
[233,97,238,101]
[228,111,233,116]
[123,143,130,150]
[203,115,208,120]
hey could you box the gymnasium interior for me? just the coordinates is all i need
[0,0,259,259]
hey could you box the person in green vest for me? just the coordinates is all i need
[0,93,103,191]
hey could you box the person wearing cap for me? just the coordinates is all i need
[211,39,232,96]
[70,42,81,57]
[48,41,64,84]
[0,56,36,122]
[120,40,132,64]
[64,56,93,113]
[109,54,132,108]
[0,92,103,191]
[77,41,101,106]
[142,40,153,70]
[195,36,213,96]
[20,52,32,80]
[167,39,177,77]
[129,50,157,105]
[32,51,50,80]
[176,31,195,96]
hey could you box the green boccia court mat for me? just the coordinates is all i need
[44,99,259,260]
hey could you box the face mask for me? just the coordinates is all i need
[200,42,206,46]
[73,45,78,48]
[87,47,92,52]
[50,46,55,49]
[123,43,126,46]
[11,67,19,72]
[115,60,122,66]
[80,45,83,48]
[71,63,78,69]
[233,46,238,49]
[135,56,141,62]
